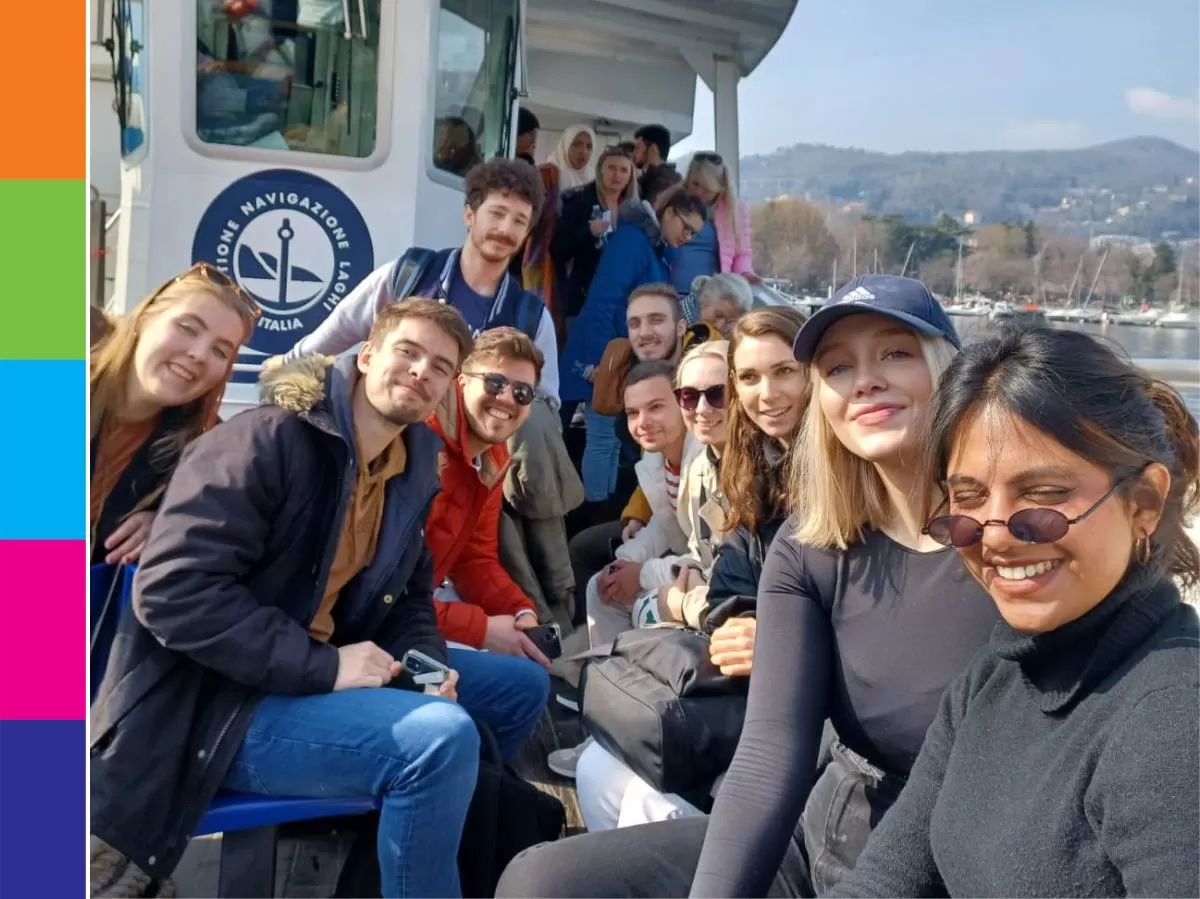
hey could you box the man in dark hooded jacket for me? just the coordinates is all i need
[90,299,483,898]
[558,189,707,410]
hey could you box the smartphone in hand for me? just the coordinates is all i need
[523,623,563,660]
[400,649,449,686]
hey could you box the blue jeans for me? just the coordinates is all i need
[448,647,549,762]
[223,688,480,898]
[582,406,620,501]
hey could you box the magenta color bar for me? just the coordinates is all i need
[0,540,88,719]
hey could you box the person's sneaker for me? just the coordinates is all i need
[547,736,594,778]
[554,689,580,713]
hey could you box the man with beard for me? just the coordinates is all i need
[282,159,560,409]
[626,282,689,364]
[91,300,486,898]
[564,286,715,630]
[632,123,674,199]
[424,327,552,753]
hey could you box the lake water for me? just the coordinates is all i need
[952,318,1200,417]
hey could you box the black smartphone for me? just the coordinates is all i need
[400,649,449,686]
[608,536,623,558]
[524,623,563,660]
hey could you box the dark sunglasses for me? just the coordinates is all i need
[150,261,262,320]
[693,151,724,166]
[923,475,1133,549]
[464,371,535,406]
[673,385,726,412]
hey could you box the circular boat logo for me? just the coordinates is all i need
[192,169,374,360]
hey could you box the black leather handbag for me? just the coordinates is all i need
[579,627,749,797]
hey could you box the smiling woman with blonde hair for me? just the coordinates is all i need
[662,153,758,306]
[90,263,258,565]
[492,277,1001,899]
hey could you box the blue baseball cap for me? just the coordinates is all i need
[792,274,962,362]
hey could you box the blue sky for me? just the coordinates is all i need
[674,0,1200,157]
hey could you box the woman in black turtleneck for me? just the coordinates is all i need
[831,327,1199,899]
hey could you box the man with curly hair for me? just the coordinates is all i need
[282,158,561,407]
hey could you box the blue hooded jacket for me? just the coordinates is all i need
[560,200,670,402]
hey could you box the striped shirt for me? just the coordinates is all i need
[665,459,682,512]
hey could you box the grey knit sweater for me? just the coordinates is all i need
[831,570,1200,898]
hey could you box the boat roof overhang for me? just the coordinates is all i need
[523,0,797,141]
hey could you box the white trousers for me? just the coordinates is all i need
[575,740,704,832]
[584,570,636,648]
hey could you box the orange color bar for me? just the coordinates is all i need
[0,6,86,179]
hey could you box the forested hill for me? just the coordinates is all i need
[735,136,1199,239]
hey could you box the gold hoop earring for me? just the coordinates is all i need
[1136,534,1152,565]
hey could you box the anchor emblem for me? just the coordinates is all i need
[276,217,295,305]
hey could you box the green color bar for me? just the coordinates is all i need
[0,181,85,360]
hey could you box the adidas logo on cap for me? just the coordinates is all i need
[839,286,876,304]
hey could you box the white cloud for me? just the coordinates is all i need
[1003,120,1086,149]
[1124,87,1200,122]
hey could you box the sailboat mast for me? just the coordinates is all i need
[1083,247,1108,307]
[1066,250,1086,305]
[955,238,963,302]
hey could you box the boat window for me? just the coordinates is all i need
[195,0,381,158]
[110,0,148,157]
[431,0,520,177]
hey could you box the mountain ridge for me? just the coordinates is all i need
[732,136,1199,239]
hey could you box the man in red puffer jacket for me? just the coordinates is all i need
[424,328,552,745]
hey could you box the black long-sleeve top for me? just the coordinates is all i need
[690,525,1000,897]
[551,183,606,319]
[829,574,1199,899]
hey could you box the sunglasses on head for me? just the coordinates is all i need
[693,151,724,166]
[923,473,1136,549]
[673,384,726,411]
[151,262,262,320]
[464,371,536,406]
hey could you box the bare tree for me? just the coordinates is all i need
[751,199,840,291]
[919,255,957,296]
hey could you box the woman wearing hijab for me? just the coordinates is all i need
[523,124,597,339]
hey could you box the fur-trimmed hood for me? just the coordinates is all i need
[257,351,353,444]
[619,198,664,246]
[258,352,338,414]
[256,351,444,471]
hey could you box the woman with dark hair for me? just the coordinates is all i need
[828,327,1199,899]
[568,310,810,830]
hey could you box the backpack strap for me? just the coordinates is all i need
[388,247,437,302]
[513,288,545,343]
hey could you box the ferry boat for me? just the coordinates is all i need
[90,0,798,419]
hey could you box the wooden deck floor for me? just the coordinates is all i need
[173,677,585,897]
[514,678,587,836]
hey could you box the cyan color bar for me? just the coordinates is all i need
[0,360,85,539]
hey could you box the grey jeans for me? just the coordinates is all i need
[496,737,907,898]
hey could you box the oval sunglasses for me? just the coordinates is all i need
[923,470,1143,549]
